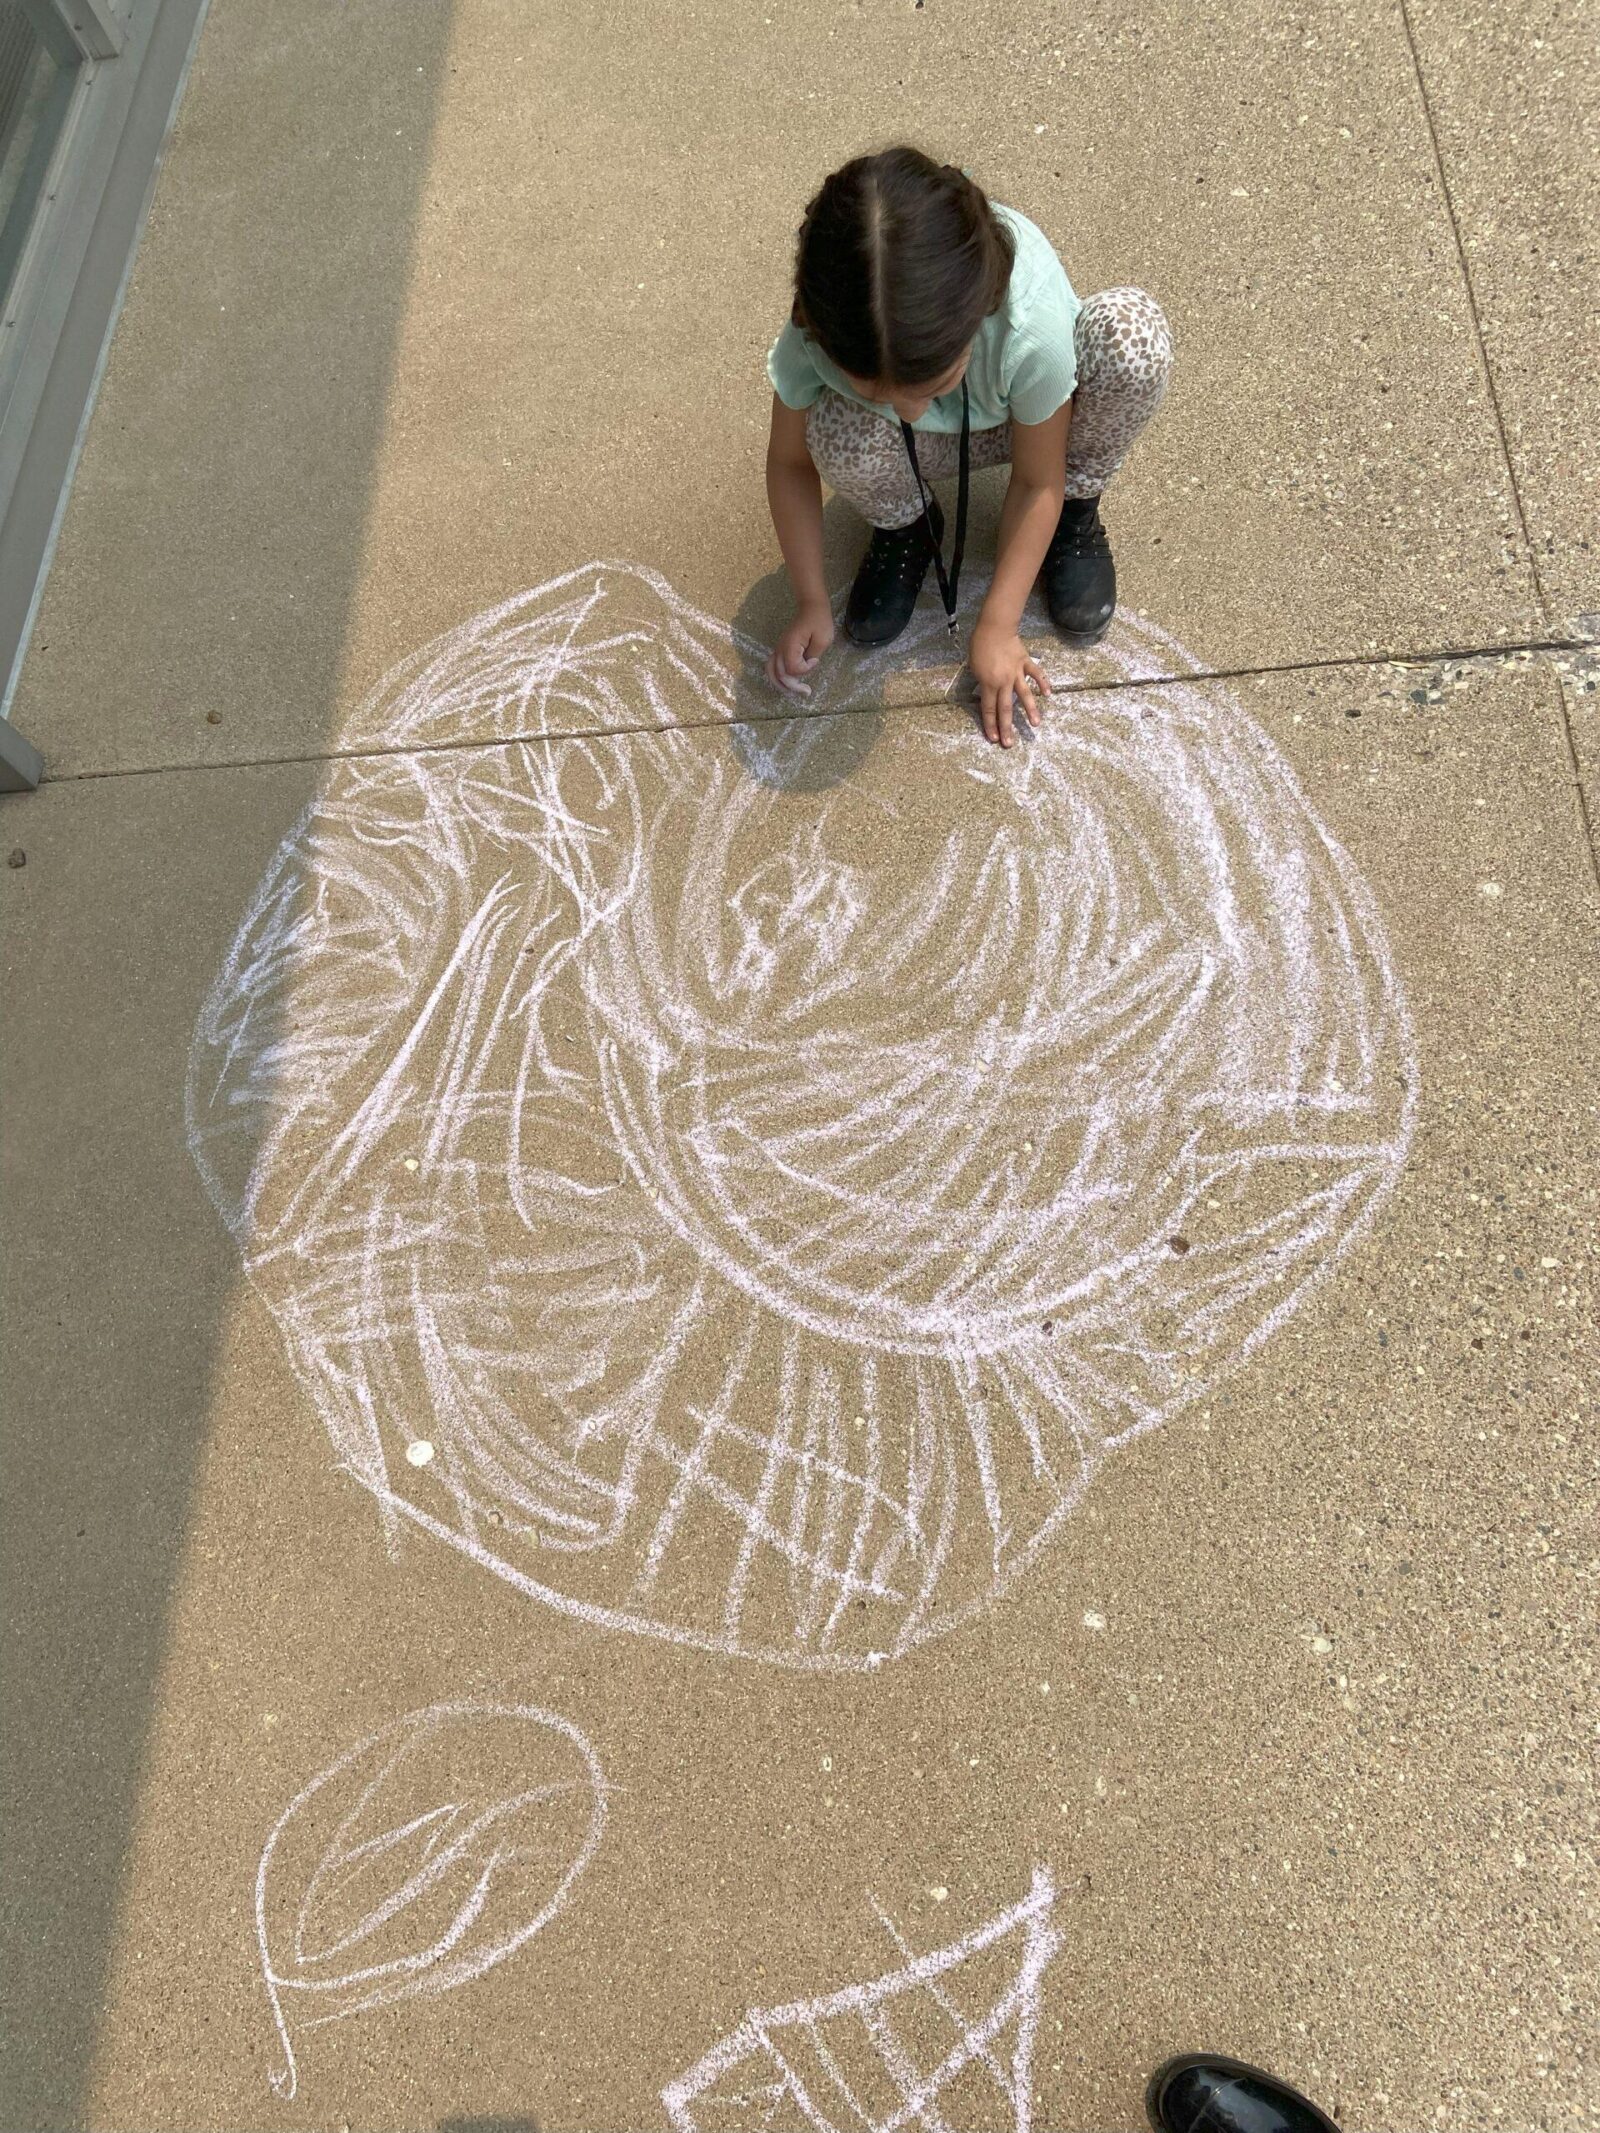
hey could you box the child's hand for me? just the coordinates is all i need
[969,620,1050,748]
[766,600,836,699]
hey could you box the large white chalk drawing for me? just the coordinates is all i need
[190,563,1417,1669]
[255,1700,605,2099]
[662,1866,1062,2132]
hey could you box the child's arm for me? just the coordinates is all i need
[765,396,835,696]
[970,398,1071,745]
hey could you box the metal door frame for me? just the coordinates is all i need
[2,0,126,399]
[0,0,210,792]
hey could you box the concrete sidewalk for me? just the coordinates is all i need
[2,3,1596,2130]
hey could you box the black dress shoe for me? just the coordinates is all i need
[1147,2053,1340,2133]
[1042,492,1116,643]
[843,498,944,646]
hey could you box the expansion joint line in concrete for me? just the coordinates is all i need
[26,630,1598,789]
[1397,0,1600,907]
[1395,0,1549,619]
[1550,678,1600,909]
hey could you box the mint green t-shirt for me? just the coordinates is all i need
[766,203,1080,435]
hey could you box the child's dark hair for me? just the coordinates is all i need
[790,146,1015,390]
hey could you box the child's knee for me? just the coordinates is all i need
[1076,288,1173,392]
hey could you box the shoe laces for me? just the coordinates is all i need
[871,518,937,584]
[1051,503,1106,558]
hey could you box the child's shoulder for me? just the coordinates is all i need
[994,202,1069,284]
[990,203,1078,334]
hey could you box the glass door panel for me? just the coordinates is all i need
[0,0,84,316]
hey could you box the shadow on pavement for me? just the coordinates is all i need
[724,497,882,791]
[438,2118,542,2133]
[0,6,462,2128]
[725,483,1010,793]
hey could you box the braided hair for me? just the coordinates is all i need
[790,146,1016,389]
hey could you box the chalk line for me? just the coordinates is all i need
[190,562,1418,1669]
[661,1866,1062,2133]
[254,1700,605,2100]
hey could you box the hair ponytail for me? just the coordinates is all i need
[790,146,1015,388]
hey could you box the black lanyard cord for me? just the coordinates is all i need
[899,376,969,640]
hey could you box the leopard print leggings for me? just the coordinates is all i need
[805,286,1172,529]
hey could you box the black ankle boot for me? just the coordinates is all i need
[843,499,944,647]
[1146,2054,1340,2133]
[1042,493,1115,643]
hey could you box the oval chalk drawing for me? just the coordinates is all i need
[190,563,1417,1670]
[256,1701,606,2099]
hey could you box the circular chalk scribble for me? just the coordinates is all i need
[256,1700,606,2099]
[189,563,1416,1670]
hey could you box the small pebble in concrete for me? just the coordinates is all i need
[1169,1234,1191,1255]
[929,1885,948,1901]
[405,1439,435,1467]
[206,711,222,725]
[403,1156,420,1170]
[6,849,24,868]
[1083,1609,1107,1631]
[1478,881,1505,899]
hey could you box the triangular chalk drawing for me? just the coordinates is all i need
[662,1867,1062,2133]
